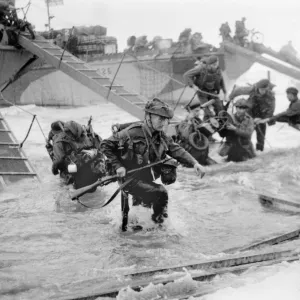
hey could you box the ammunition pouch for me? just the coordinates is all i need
[160,164,177,185]
[154,159,178,185]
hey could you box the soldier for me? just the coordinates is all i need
[51,121,97,185]
[175,101,203,151]
[234,17,248,46]
[100,98,205,224]
[259,87,300,129]
[46,120,64,160]
[219,22,232,42]
[175,101,217,166]
[218,98,255,162]
[229,78,276,151]
[279,41,298,63]
[183,55,227,122]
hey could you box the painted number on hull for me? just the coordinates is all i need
[99,67,112,77]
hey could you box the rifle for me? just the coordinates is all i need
[87,116,95,139]
[70,157,172,200]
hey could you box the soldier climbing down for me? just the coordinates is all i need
[101,98,205,225]
[229,78,276,151]
[183,55,227,122]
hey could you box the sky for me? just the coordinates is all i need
[15,0,300,52]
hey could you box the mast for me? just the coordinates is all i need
[45,0,64,33]
[46,0,51,31]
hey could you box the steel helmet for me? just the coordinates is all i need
[144,98,174,119]
[64,121,84,138]
[234,98,250,108]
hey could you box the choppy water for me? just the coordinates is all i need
[1,101,300,300]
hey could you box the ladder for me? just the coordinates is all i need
[223,41,300,81]
[17,35,162,121]
[0,112,38,188]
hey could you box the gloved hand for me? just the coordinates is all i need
[52,164,59,175]
[194,163,205,178]
[116,167,126,177]
[268,119,276,126]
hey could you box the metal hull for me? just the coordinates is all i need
[0,45,254,106]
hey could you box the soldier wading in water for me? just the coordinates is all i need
[101,98,205,225]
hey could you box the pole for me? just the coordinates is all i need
[46,0,51,31]
[106,51,127,99]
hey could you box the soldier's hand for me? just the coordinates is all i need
[116,167,126,178]
[226,124,236,131]
[254,118,263,124]
[193,85,200,92]
[52,164,59,175]
[194,163,205,178]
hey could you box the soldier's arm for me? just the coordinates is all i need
[234,117,254,138]
[52,142,66,168]
[183,66,202,88]
[220,75,227,94]
[229,86,253,100]
[272,102,300,120]
[100,136,124,171]
[165,136,198,167]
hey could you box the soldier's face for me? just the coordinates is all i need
[287,93,296,101]
[210,61,219,70]
[236,106,246,117]
[258,87,268,95]
[191,107,200,118]
[150,114,169,131]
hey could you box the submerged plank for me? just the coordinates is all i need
[53,248,299,300]
[259,194,300,209]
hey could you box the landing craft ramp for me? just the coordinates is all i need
[0,111,38,188]
[223,41,300,81]
[17,35,181,122]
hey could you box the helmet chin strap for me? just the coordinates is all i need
[146,113,155,130]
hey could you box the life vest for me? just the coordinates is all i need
[55,132,94,155]
[195,66,222,92]
[248,89,275,118]
[115,122,177,184]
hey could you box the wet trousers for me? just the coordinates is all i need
[126,178,169,222]
[275,115,300,124]
[255,123,266,151]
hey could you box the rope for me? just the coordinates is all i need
[276,124,285,132]
[19,114,36,148]
[0,92,48,147]
[58,26,75,68]
[255,124,272,149]
[35,117,47,141]
[107,50,127,99]
[173,85,187,111]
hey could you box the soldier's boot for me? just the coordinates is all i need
[256,144,264,151]
[151,213,164,224]
[132,195,142,206]
[152,205,168,224]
